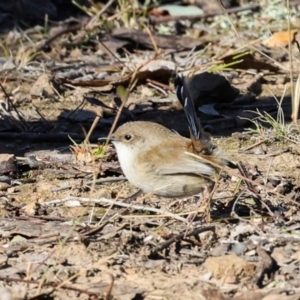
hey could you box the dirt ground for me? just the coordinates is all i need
[0,0,300,299]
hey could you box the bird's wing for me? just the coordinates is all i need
[157,156,215,176]
[136,136,215,177]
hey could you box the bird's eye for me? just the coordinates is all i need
[124,134,132,141]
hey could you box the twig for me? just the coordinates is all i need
[33,106,53,130]
[146,78,173,90]
[238,148,290,158]
[0,275,98,297]
[79,220,110,237]
[64,98,86,121]
[150,226,215,257]
[84,115,101,144]
[36,22,84,52]
[85,0,115,30]
[41,196,187,223]
[237,161,258,193]
[0,82,28,129]
[231,189,247,216]
[105,274,115,300]
[257,147,290,158]
[51,177,126,192]
[239,138,270,152]
[218,0,240,37]
[149,4,260,24]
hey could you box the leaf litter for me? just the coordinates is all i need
[0,0,300,299]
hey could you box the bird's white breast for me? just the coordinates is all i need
[113,141,138,182]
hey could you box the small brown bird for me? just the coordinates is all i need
[111,121,227,198]
[105,74,234,198]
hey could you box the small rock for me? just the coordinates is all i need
[203,253,256,283]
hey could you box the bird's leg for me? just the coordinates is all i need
[186,187,213,224]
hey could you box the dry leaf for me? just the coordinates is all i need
[30,74,56,98]
[222,52,279,72]
[262,30,298,48]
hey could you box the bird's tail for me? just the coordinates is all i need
[174,74,204,142]
[174,73,237,169]
[174,73,214,156]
